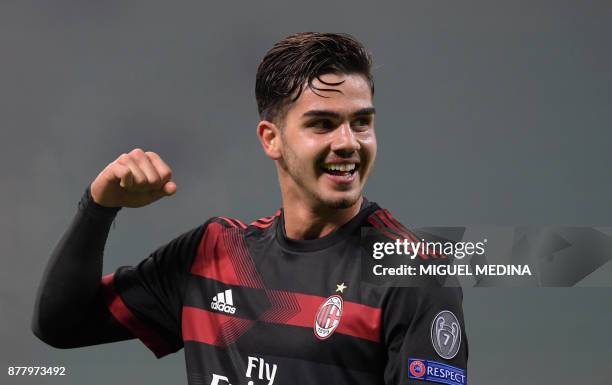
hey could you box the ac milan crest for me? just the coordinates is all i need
[314,295,343,340]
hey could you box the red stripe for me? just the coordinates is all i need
[375,210,417,242]
[219,216,247,229]
[251,221,275,229]
[383,208,412,235]
[218,216,238,228]
[191,223,241,285]
[101,274,178,358]
[380,209,425,246]
[316,305,326,326]
[382,209,446,259]
[224,227,265,288]
[281,293,381,342]
[316,304,327,326]
[368,216,402,241]
[182,292,381,345]
[191,222,264,288]
[373,210,431,260]
[249,210,281,227]
[381,210,422,246]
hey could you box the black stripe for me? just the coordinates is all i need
[184,322,385,373]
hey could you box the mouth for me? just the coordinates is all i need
[320,162,359,183]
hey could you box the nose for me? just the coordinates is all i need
[330,123,360,156]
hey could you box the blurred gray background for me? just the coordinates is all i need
[1,1,611,384]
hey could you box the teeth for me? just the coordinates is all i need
[323,163,356,172]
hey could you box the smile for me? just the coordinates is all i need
[321,163,357,175]
[320,163,360,185]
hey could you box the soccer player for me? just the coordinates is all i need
[33,32,468,385]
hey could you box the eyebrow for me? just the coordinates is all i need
[302,107,376,120]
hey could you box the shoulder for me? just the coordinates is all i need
[248,210,282,230]
[364,205,414,239]
[363,204,444,260]
[189,213,280,288]
[205,216,248,229]
[200,210,281,231]
[197,210,282,243]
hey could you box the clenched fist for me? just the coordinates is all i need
[90,149,177,208]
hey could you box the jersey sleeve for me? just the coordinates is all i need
[383,286,468,385]
[100,222,208,358]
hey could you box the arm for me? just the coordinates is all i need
[383,286,468,385]
[31,188,131,348]
[32,149,178,350]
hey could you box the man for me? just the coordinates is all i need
[33,32,468,385]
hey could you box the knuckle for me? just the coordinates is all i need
[116,165,130,177]
[149,175,162,186]
[160,170,172,180]
[130,148,145,157]
[111,165,125,177]
[133,175,147,186]
[117,171,130,181]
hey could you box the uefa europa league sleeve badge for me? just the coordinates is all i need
[430,310,461,359]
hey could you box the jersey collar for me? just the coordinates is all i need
[274,198,379,252]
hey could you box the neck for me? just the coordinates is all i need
[282,195,363,240]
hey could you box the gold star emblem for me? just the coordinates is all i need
[336,282,347,293]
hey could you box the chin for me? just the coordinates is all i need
[315,190,362,209]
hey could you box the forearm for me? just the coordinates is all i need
[32,187,130,347]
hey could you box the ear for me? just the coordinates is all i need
[256,120,282,160]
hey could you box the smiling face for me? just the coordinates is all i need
[259,72,377,210]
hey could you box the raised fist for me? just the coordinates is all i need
[90,149,177,208]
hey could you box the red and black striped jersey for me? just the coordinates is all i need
[101,200,468,385]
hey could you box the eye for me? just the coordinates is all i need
[309,119,336,131]
[351,117,372,131]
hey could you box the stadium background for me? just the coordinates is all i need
[1,1,611,384]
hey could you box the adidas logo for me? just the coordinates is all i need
[210,289,237,314]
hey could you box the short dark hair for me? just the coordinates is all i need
[255,32,374,125]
